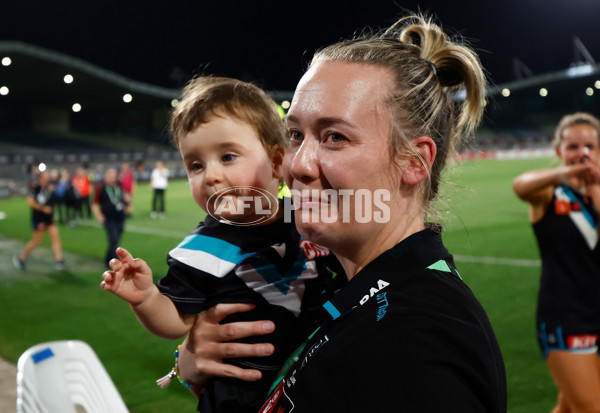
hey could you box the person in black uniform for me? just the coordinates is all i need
[179,14,507,413]
[513,112,600,413]
[13,168,65,271]
[92,167,130,268]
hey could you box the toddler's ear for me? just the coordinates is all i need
[270,144,285,179]
[401,136,437,185]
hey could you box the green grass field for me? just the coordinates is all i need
[0,157,562,412]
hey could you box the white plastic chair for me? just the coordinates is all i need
[16,340,129,413]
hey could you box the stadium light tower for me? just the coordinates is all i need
[512,58,533,80]
[573,36,596,65]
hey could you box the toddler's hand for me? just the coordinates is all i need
[100,247,155,305]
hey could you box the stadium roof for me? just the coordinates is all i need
[0,41,292,112]
[0,41,181,111]
[1,40,598,131]
[488,63,600,98]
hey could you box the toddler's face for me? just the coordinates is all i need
[179,113,281,224]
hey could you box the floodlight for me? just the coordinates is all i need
[123,93,133,103]
[1,57,11,66]
[38,163,47,172]
[0,86,8,95]
[595,80,600,89]
[72,103,82,112]
[586,87,594,96]
[64,74,74,84]
[281,100,290,109]
[539,88,548,97]
[171,99,179,107]
[501,88,510,97]
[566,64,593,78]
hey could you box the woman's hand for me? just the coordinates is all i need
[570,162,600,215]
[564,163,600,189]
[177,303,275,396]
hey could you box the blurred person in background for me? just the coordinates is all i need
[93,164,105,188]
[13,168,65,271]
[72,166,91,219]
[514,112,600,413]
[53,168,71,224]
[150,160,169,219]
[48,168,64,223]
[118,162,137,216]
[48,168,59,186]
[92,167,130,268]
[64,168,80,227]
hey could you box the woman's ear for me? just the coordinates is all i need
[401,136,437,185]
[554,145,562,159]
[270,144,285,179]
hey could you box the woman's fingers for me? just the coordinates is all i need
[215,341,275,359]
[206,303,257,323]
[215,319,276,342]
[199,303,275,339]
[181,303,276,384]
[197,359,263,382]
[198,306,276,343]
[178,332,268,384]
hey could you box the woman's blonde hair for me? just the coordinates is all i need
[310,14,486,209]
[552,112,600,147]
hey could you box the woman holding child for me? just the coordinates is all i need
[178,13,506,412]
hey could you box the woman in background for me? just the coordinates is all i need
[514,112,600,413]
[150,161,169,219]
[13,168,65,271]
[92,167,130,268]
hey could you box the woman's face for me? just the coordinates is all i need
[38,171,49,186]
[284,61,403,253]
[557,124,600,166]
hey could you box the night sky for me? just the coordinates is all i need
[3,0,600,91]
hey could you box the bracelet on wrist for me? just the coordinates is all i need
[156,344,193,389]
